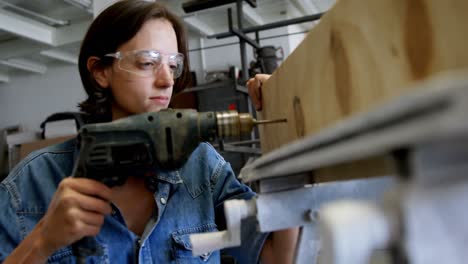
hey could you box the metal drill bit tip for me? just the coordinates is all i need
[254,118,287,125]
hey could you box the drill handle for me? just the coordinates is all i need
[70,142,104,261]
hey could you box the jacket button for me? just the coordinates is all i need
[201,252,210,261]
[160,197,167,205]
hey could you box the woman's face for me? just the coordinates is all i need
[105,18,179,120]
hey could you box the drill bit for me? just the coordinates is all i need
[254,118,287,125]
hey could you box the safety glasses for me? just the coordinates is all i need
[105,50,184,79]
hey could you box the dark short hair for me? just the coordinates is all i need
[78,0,190,122]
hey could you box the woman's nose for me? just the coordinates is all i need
[154,64,174,88]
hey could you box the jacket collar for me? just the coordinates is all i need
[154,169,183,184]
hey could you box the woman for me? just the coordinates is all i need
[0,1,296,263]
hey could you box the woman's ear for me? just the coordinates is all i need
[87,56,111,88]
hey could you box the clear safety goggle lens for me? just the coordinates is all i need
[106,50,184,79]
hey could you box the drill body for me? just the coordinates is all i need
[72,109,218,186]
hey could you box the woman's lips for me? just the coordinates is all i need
[150,96,169,105]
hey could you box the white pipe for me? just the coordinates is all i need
[190,199,256,256]
[319,200,391,264]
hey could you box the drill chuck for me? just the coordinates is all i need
[215,111,255,138]
[215,110,287,138]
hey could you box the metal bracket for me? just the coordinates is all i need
[227,8,260,49]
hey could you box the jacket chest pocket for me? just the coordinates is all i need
[46,247,74,264]
[47,246,109,264]
[171,223,220,264]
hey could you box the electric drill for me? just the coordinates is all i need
[71,108,285,263]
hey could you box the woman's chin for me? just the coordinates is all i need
[147,105,168,113]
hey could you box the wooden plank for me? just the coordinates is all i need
[259,0,468,153]
[314,155,395,183]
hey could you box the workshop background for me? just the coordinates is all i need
[0,0,333,179]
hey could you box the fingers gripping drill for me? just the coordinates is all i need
[71,108,285,263]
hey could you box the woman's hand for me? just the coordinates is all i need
[4,178,113,264]
[37,178,112,256]
[246,74,271,111]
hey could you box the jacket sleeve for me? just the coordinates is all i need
[0,183,21,262]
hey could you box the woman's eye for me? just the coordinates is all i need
[137,61,155,69]
[168,62,178,70]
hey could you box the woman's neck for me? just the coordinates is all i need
[110,176,156,236]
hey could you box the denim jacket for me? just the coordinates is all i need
[0,139,267,263]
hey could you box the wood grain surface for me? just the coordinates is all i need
[258,0,468,154]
